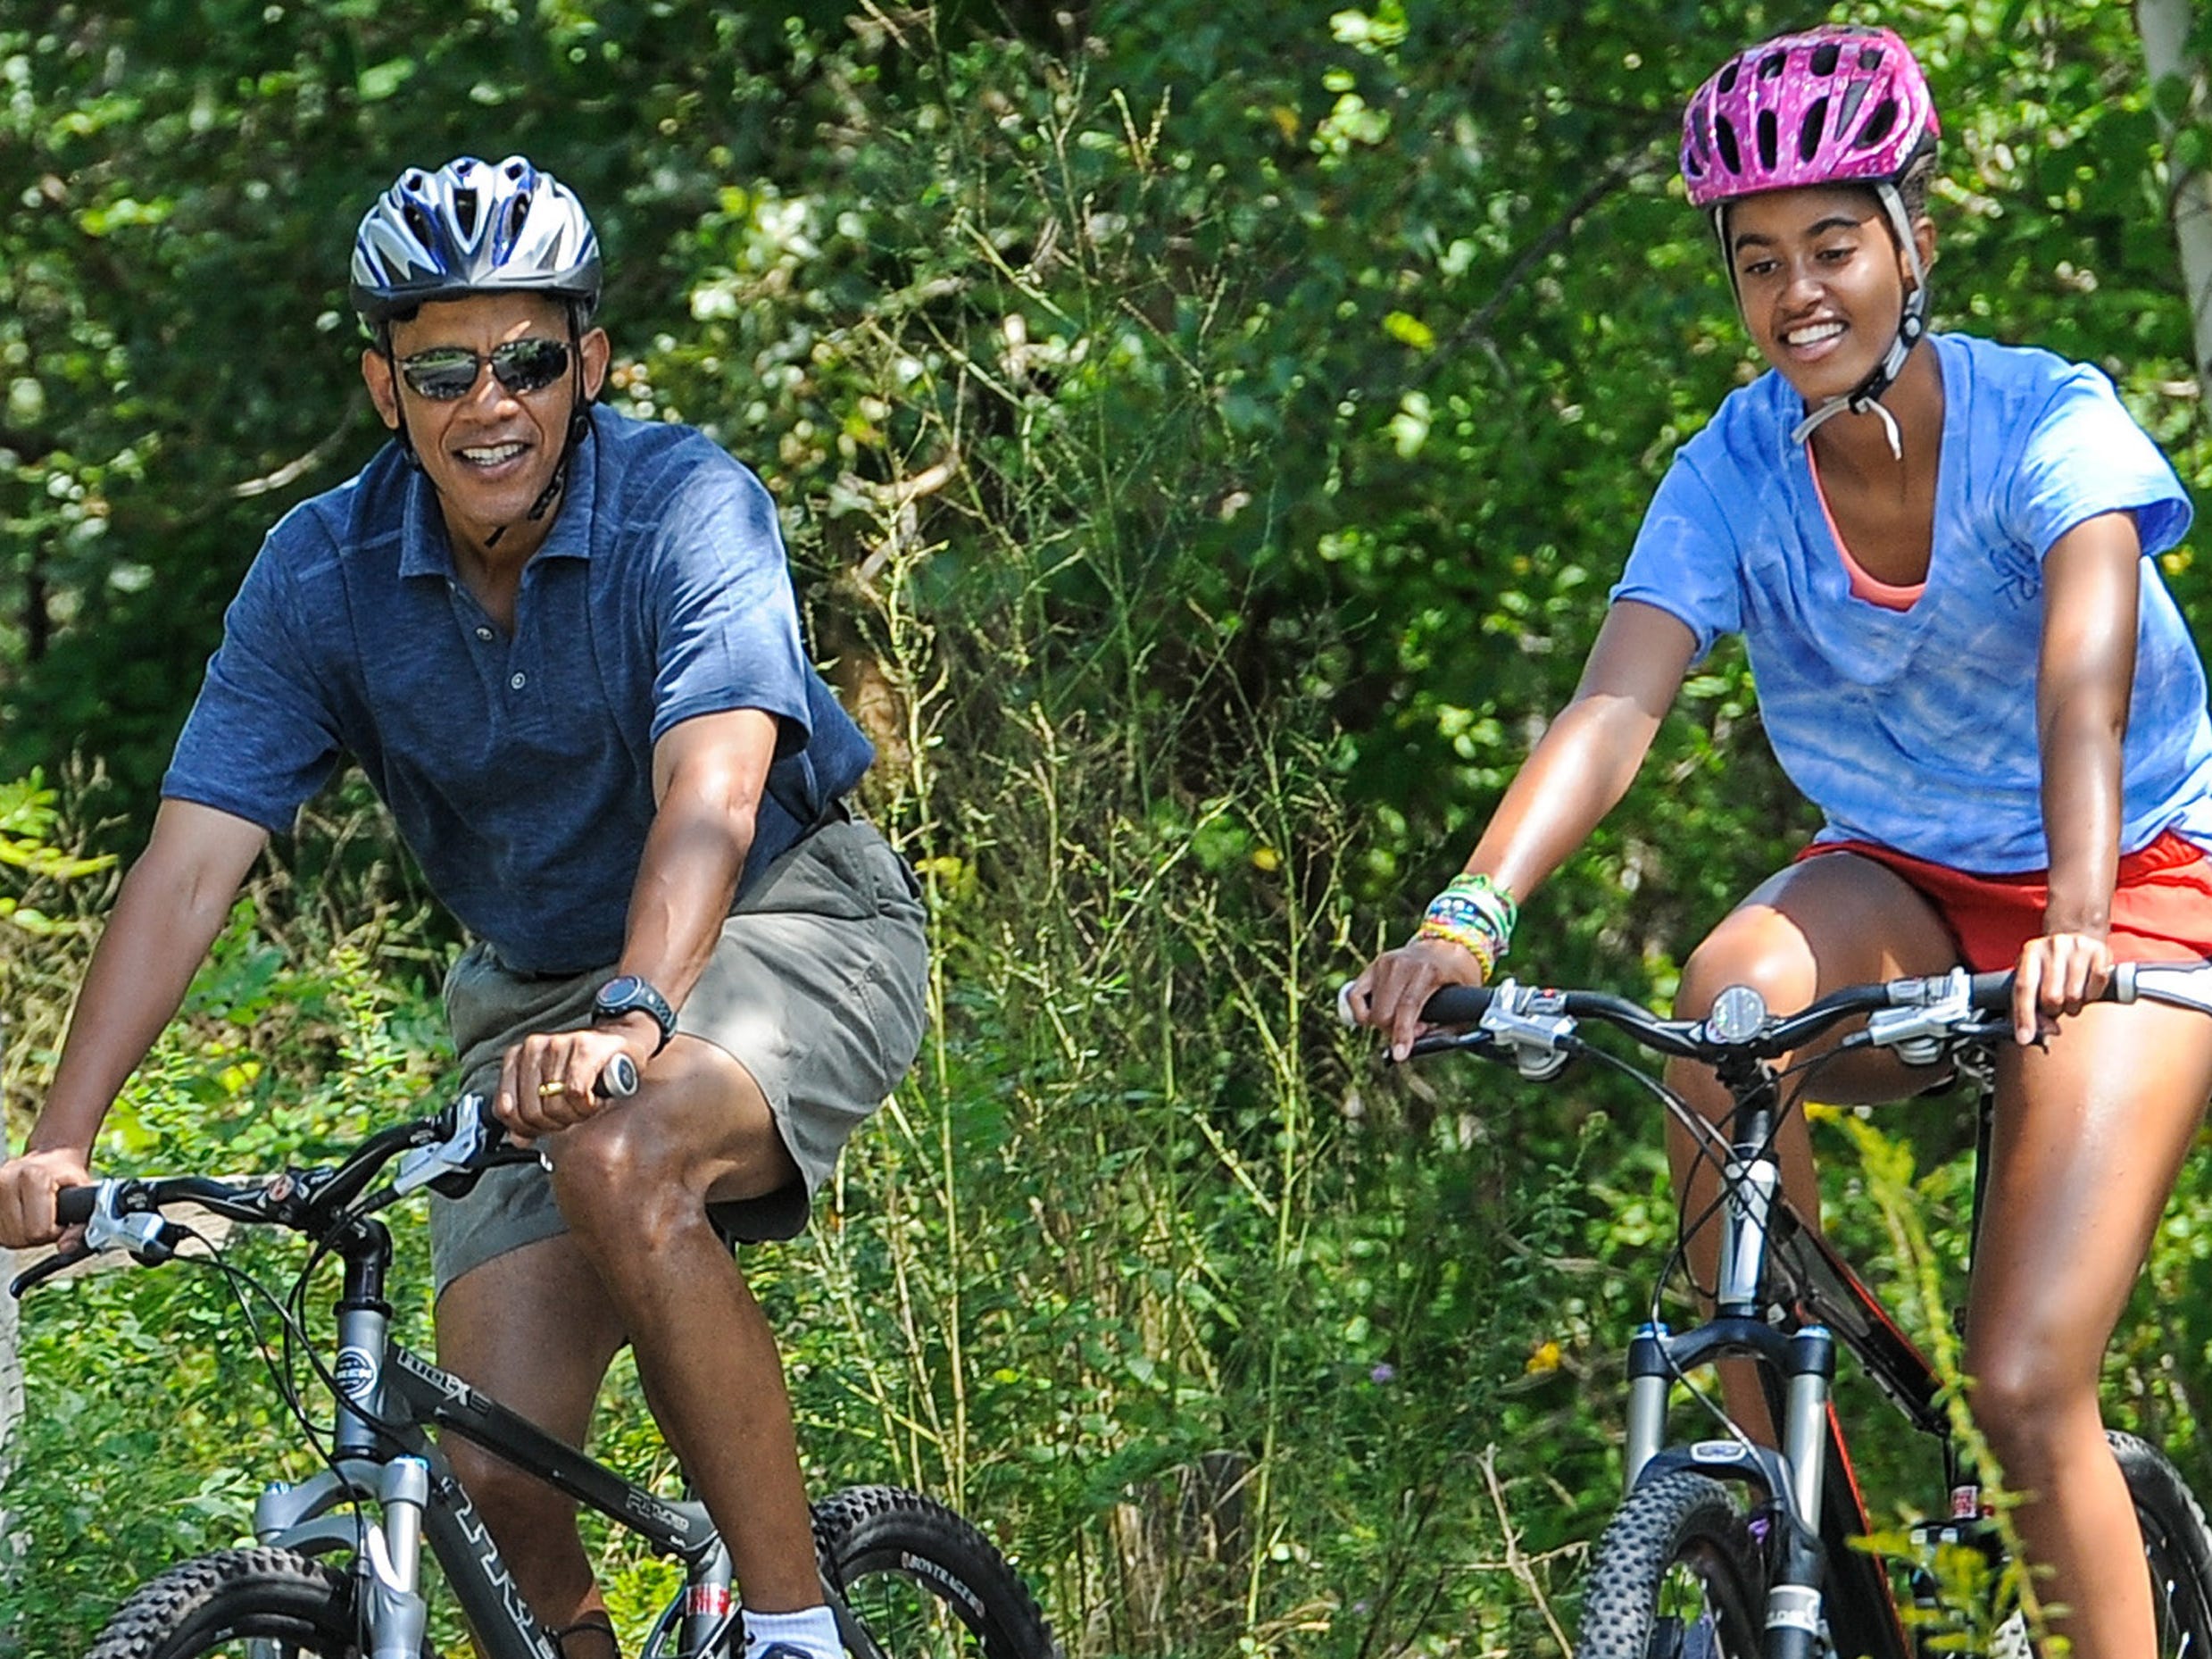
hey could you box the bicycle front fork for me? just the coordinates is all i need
[253,1455,434,1659]
[1625,1320,1839,1659]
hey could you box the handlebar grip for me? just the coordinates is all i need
[1965,970,2016,1012]
[1422,984,1496,1026]
[54,1187,96,1227]
[596,1054,640,1100]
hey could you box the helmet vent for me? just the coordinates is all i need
[1798,98,1828,163]
[1678,26,1938,213]
[1855,98,1900,149]
[352,155,601,325]
[1834,78,1869,136]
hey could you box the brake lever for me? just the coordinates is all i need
[390,1093,499,1197]
[1477,980,1576,1080]
[1405,1029,1511,1062]
[392,1057,644,1199]
[1864,968,1975,1066]
[8,1244,93,1299]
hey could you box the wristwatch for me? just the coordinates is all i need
[592,975,678,1055]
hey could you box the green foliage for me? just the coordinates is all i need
[5,1,2212,1655]
[0,769,111,938]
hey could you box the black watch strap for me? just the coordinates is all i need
[592,974,677,1055]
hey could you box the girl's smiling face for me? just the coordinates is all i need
[1725,184,1933,403]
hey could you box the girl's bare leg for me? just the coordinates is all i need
[1964,999,2212,1657]
[1662,854,1957,1436]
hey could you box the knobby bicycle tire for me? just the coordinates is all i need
[1575,1471,1768,1659]
[2111,1430,2212,1655]
[81,1546,362,1659]
[812,1485,1060,1659]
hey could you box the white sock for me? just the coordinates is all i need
[742,1604,842,1659]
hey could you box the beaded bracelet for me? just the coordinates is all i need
[1415,871,1517,969]
[1416,913,1498,976]
[1441,871,1518,934]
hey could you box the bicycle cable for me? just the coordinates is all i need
[1642,1042,1884,1462]
[145,1214,371,1563]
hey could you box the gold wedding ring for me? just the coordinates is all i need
[536,1080,570,1097]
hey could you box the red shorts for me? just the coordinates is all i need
[1796,830,2212,973]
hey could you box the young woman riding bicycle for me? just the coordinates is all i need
[1347,25,2212,1657]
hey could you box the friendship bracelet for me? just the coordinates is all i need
[1422,872,1518,963]
[1425,891,1512,955]
[1416,915,1497,977]
[1439,871,1518,934]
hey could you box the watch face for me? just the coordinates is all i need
[594,976,673,1040]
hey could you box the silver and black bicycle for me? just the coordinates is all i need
[10,1063,1059,1659]
[1404,962,2212,1658]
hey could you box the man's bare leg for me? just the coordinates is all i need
[435,1236,628,1651]
[544,1034,824,1613]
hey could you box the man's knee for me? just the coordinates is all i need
[545,1104,742,1265]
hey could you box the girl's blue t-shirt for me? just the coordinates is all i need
[1611,330,2212,873]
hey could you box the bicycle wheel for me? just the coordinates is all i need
[81,1547,358,1658]
[813,1485,1058,1659]
[2112,1430,2212,1655]
[1575,1471,1768,1659]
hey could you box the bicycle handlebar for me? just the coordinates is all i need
[1395,958,2212,1080]
[11,1055,642,1299]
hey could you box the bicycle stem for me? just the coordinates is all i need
[332,1218,396,1459]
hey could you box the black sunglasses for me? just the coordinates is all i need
[396,338,572,402]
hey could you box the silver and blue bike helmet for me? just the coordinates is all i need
[350,154,601,329]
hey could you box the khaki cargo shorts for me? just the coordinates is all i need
[428,815,928,1293]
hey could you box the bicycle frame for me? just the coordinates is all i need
[251,1211,880,1659]
[1416,962,2212,1658]
[1617,1074,1976,1659]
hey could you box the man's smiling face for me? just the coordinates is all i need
[362,291,609,558]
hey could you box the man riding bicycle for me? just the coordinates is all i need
[0,154,927,1659]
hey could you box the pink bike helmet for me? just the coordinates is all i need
[1681,25,1938,210]
[1681,26,1942,454]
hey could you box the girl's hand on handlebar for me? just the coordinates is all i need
[0,1144,94,1251]
[1346,937,1490,1063]
[2010,929,2115,1046]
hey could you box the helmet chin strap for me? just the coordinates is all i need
[1716,186,1930,463]
[485,308,590,549]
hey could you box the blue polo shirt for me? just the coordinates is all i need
[162,405,874,974]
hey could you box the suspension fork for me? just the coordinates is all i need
[292,1218,436,1659]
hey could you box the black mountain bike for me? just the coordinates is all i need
[10,1066,1060,1659]
[1404,962,2212,1658]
